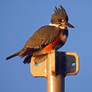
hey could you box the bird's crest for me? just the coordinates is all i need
[51,5,68,22]
[54,5,65,13]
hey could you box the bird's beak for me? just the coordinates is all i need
[66,23,74,28]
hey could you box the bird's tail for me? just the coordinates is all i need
[23,55,32,64]
[5,51,21,60]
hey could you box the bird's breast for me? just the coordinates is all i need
[42,31,68,53]
[60,32,67,43]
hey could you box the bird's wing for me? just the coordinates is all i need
[24,25,61,49]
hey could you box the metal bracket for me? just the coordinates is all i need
[30,50,79,77]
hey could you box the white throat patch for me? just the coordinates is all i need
[49,23,59,27]
[49,23,66,29]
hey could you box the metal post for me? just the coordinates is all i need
[47,51,65,92]
[47,75,64,92]
[31,51,79,92]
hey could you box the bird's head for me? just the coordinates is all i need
[50,5,74,29]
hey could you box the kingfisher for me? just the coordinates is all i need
[6,5,74,64]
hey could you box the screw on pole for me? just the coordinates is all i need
[30,50,79,92]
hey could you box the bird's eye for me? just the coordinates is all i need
[58,19,63,22]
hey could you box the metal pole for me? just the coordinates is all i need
[47,75,64,92]
[31,51,79,92]
[47,52,65,92]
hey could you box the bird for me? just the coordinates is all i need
[5,5,74,64]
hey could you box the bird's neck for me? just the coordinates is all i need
[49,23,66,30]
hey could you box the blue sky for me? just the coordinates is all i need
[0,0,92,92]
